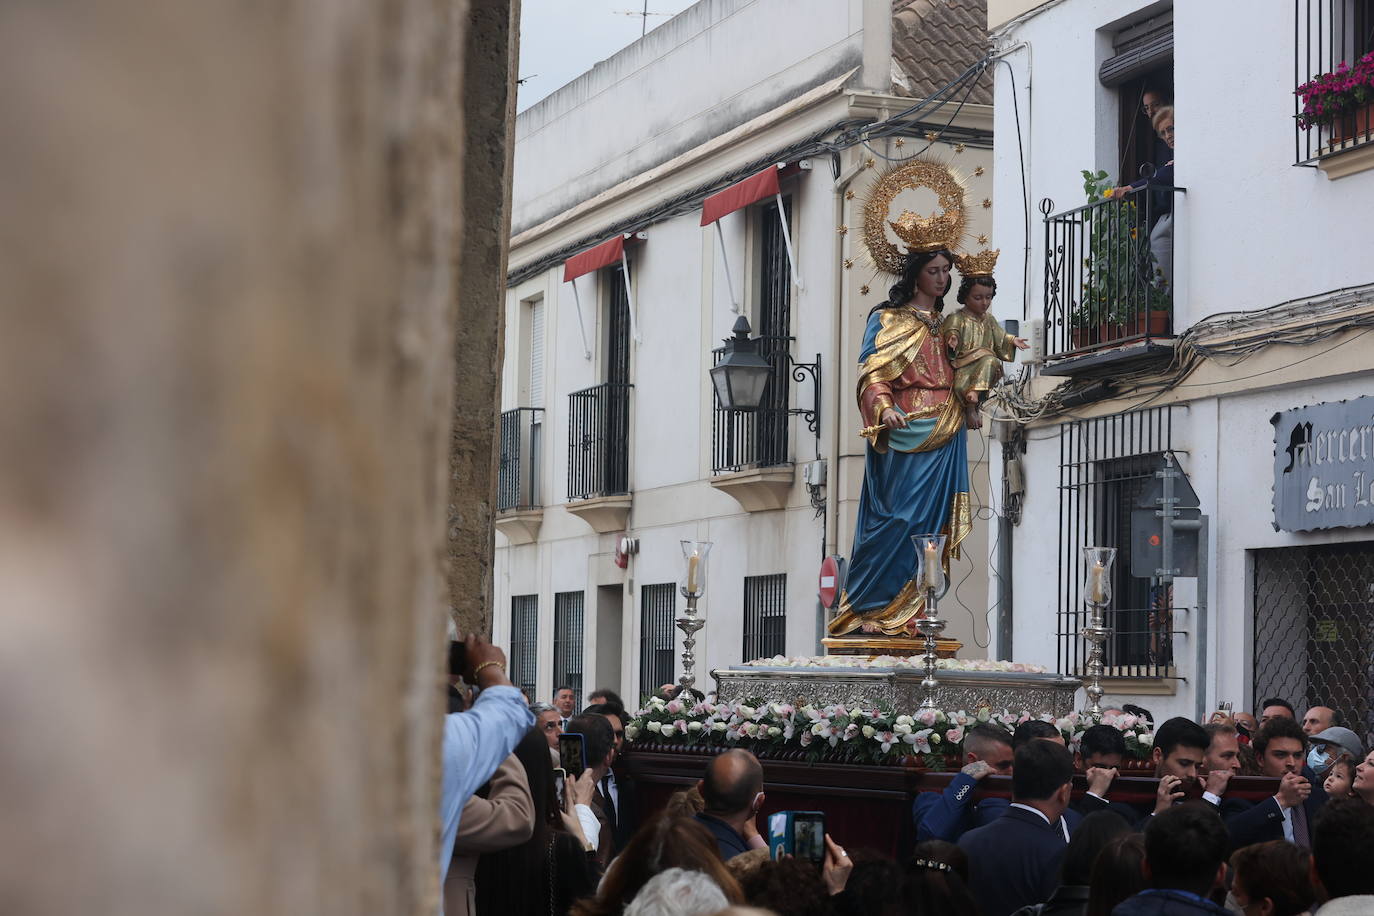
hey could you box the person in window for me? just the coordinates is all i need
[1109,105,1176,293]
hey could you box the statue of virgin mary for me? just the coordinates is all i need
[828,160,974,639]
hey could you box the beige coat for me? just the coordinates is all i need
[443,755,534,916]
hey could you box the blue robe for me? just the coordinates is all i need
[832,305,970,636]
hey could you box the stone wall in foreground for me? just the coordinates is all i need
[0,1,517,913]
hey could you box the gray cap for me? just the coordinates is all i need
[1310,726,1365,761]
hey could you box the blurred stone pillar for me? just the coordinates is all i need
[0,1,517,913]
[448,0,522,637]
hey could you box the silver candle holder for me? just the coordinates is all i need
[677,539,713,705]
[1080,546,1117,716]
[912,533,948,711]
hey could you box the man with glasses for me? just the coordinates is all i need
[914,723,1016,841]
[531,702,563,766]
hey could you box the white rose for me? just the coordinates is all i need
[1138,733,1154,747]
[687,721,703,733]
[895,715,914,727]
[743,722,760,737]
[894,722,912,736]
[811,722,825,736]
[646,721,663,733]
[712,721,727,733]
[625,725,640,740]
[767,726,782,738]
[737,705,756,719]
[862,725,876,739]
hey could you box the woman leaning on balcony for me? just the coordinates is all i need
[1109,105,1176,294]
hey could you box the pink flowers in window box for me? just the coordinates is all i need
[1296,52,1374,131]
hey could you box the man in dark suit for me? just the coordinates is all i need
[1225,716,1327,851]
[958,739,1075,916]
[913,723,1015,841]
[564,713,617,868]
[694,748,764,860]
[584,701,636,852]
[1072,723,1139,822]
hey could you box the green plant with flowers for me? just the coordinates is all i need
[625,696,1155,768]
[1296,52,1374,130]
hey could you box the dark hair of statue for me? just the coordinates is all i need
[874,248,955,317]
[955,275,996,305]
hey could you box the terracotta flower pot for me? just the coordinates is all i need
[1330,101,1374,143]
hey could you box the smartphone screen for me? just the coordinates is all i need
[793,813,826,863]
[558,733,587,777]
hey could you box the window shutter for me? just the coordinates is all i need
[1099,15,1173,87]
[529,299,545,411]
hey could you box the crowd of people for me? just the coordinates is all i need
[442,639,1373,916]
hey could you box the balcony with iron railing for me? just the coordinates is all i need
[1041,178,1185,375]
[494,407,544,544]
[565,382,633,533]
[1294,0,1374,175]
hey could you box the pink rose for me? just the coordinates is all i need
[919,709,938,727]
[946,726,965,745]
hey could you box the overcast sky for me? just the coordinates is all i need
[517,0,701,112]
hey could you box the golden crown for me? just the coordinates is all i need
[955,248,1000,277]
[888,207,966,255]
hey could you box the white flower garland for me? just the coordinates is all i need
[626,698,1154,766]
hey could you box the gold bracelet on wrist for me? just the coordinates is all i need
[472,660,505,678]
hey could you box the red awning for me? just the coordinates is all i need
[563,234,627,283]
[701,167,780,226]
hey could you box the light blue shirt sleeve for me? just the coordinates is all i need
[438,686,534,892]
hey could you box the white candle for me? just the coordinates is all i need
[687,553,700,593]
[923,541,940,591]
[1087,561,1106,604]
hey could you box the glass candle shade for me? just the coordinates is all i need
[1082,546,1117,606]
[911,533,948,596]
[680,540,713,601]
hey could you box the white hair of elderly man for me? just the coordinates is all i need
[622,868,729,916]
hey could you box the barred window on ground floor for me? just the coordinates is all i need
[743,573,787,661]
[510,594,539,698]
[1252,541,1374,751]
[1057,406,1177,679]
[553,590,585,709]
[639,583,676,704]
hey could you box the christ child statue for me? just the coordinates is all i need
[940,251,1028,429]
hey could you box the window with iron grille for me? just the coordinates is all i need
[510,594,539,698]
[1295,0,1374,165]
[1057,407,1177,679]
[742,574,787,661]
[568,266,632,500]
[553,591,585,709]
[712,197,792,474]
[1252,542,1374,750]
[639,583,676,702]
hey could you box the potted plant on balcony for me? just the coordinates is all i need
[1296,51,1374,144]
[1072,170,1169,348]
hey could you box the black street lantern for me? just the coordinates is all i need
[709,315,773,411]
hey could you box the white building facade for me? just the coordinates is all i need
[494,0,1004,707]
[988,0,1374,738]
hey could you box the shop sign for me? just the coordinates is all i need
[1272,395,1374,531]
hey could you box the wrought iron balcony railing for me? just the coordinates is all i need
[497,407,543,512]
[567,382,632,501]
[1042,182,1184,360]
